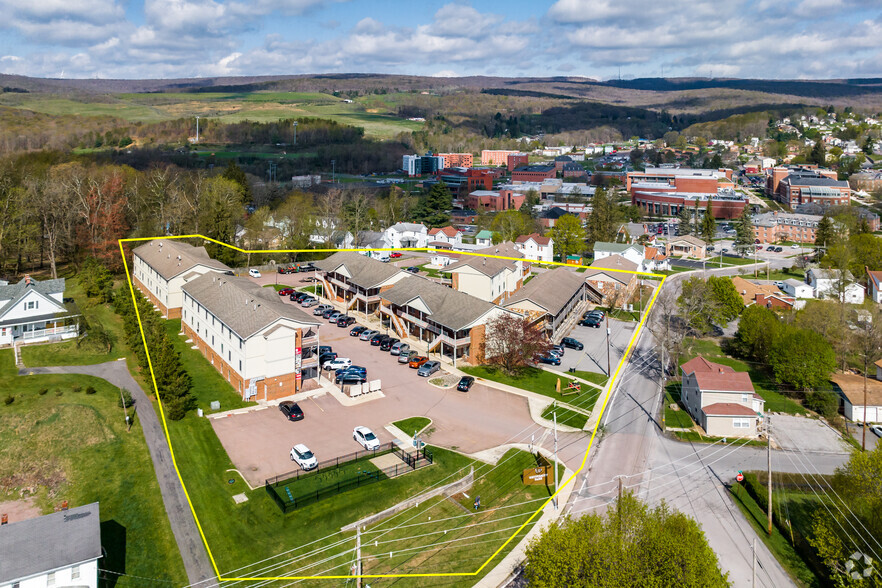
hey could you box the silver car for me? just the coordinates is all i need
[359,329,379,341]
[399,350,417,364]
[390,341,409,356]
[313,304,333,316]
[417,361,441,377]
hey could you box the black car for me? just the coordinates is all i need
[774,246,783,252]
[322,308,336,319]
[336,315,356,327]
[371,333,390,346]
[291,292,310,302]
[537,354,561,366]
[279,401,304,421]
[561,337,583,350]
[405,266,420,274]
[318,351,337,365]
[336,372,367,385]
[318,345,333,356]
[350,325,367,337]
[580,316,602,328]
[335,365,367,378]
[380,337,400,351]
[456,376,475,392]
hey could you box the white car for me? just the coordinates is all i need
[870,424,882,438]
[289,444,317,470]
[790,244,799,250]
[353,426,381,451]
[248,268,262,278]
[322,357,352,371]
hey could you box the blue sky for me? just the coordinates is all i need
[1,0,881,80]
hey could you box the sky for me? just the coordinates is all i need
[1,0,881,81]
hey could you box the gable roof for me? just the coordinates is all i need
[831,373,882,407]
[668,235,707,248]
[312,251,406,289]
[867,267,882,290]
[702,402,757,417]
[428,226,460,238]
[515,232,551,246]
[503,267,585,317]
[380,276,503,330]
[731,276,789,306]
[588,254,639,272]
[681,355,754,393]
[645,246,666,261]
[475,230,493,240]
[446,243,523,277]
[593,242,642,255]
[0,276,66,318]
[182,274,319,340]
[539,207,573,220]
[0,502,102,584]
[389,222,427,233]
[132,239,230,281]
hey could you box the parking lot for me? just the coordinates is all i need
[553,318,638,377]
[771,414,852,454]
[211,299,538,487]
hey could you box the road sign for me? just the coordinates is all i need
[736,472,744,482]
[523,466,549,485]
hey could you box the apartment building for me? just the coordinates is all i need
[465,189,526,212]
[481,149,518,166]
[752,211,823,244]
[438,153,474,168]
[511,165,556,182]
[446,243,528,303]
[312,251,409,315]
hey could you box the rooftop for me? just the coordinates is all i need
[702,402,758,417]
[380,275,502,331]
[446,243,524,277]
[513,165,555,173]
[831,373,882,406]
[515,233,552,246]
[133,239,231,281]
[682,355,755,393]
[312,251,406,289]
[503,267,586,317]
[593,242,642,254]
[588,254,639,273]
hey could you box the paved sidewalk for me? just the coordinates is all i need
[20,360,218,587]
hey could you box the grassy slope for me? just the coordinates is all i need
[0,349,186,586]
[461,366,600,417]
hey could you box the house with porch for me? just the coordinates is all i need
[378,276,515,365]
[667,235,707,259]
[181,274,322,401]
[132,239,231,318]
[593,242,645,269]
[502,267,586,338]
[312,251,409,316]
[680,356,764,438]
[383,222,429,249]
[427,226,463,247]
[806,268,865,304]
[0,276,81,347]
[475,230,494,247]
[514,233,554,263]
[445,243,528,303]
[582,255,639,306]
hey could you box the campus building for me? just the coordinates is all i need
[481,149,518,166]
[403,153,445,177]
[752,211,823,244]
[464,189,526,212]
[627,167,743,219]
[511,165,556,182]
[312,251,409,315]
[438,153,474,168]
[765,166,850,207]
[181,274,322,401]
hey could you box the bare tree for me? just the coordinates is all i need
[26,167,77,279]
[314,189,344,246]
[483,313,551,374]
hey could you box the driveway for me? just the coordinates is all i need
[553,318,637,377]
[771,414,853,454]
[212,322,537,487]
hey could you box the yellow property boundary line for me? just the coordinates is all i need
[117,234,667,581]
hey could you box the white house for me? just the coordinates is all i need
[680,356,764,438]
[867,268,882,304]
[643,246,670,272]
[514,233,554,263]
[806,268,865,304]
[0,276,81,347]
[780,278,814,299]
[446,243,528,304]
[427,226,463,247]
[181,274,322,401]
[832,372,882,423]
[133,239,231,318]
[0,502,102,588]
[593,242,646,271]
[475,230,494,248]
[383,222,428,249]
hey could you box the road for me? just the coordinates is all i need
[562,259,850,588]
[21,361,218,587]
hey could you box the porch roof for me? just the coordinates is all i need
[0,301,81,328]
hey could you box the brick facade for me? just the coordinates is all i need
[134,276,180,318]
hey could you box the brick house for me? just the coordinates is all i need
[680,356,764,437]
[731,276,795,309]
[667,235,707,259]
[583,255,639,306]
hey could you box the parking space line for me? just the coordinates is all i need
[309,395,325,412]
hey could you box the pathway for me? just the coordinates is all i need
[20,360,218,587]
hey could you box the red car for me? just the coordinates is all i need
[278,287,295,296]
[390,252,402,258]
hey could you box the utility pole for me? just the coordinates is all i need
[752,538,757,588]
[606,314,611,377]
[863,356,869,450]
[195,116,200,143]
[553,411,559,510]
[767,414,773,536]
[293,121,298,146]
[332,159,336,184]
[355,526,361,588]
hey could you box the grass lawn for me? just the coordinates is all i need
[0,350,186,586]
[393,416,432,436]
[729,483,824,587]
[417,263,450,279]
[680,338,806,415]
[361,449,561,582]
[461,366,600,414]
[20,339,124,367]
[764,268,806,282]
[664,382,695,429]
[274,455,387,504]
[541,402,588,429]
[570,370,609,387]
[671,430,766,446]
[164,319,255,413]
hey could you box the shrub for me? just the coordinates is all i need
[804,390,838,420]
[54,389,62,397]
[72,385,82,393]
[38,388,48,396]
[4,395,13,405]
[117,389,134,409]
[85,386,97,395]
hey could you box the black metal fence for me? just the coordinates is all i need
[265,443,395,487]
[266,444,435,513]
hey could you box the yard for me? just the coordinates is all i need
[394,416,432,436]
[541,402,588,430]
[663,382,695,429]
[0,349,186,586]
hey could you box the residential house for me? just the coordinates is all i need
[383,223,429,249]
[0,276,81,347]
[831,372,882,423]
[379,275,516,364]
[475,230,494,247]
[427,226,463,248]
[446,243,528,303]
[643,246,670,271]
[502,267,586,337]
[538,206,577,229]
[593,242,645,270]
[779,279,814,300]
[680,356,764,437]
[731,276,795,309]
[514,233,554,263]
[867,268,882,304]
[132,239,231,318]
[0,502,102,588]
[181,274,322,400]
[806,268,865,303]
[667,235,707,259]
[312,251,409,315]
[583,255,639,306]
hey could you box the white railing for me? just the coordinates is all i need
[20,325,78,340]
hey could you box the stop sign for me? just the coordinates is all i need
[736,472,744,482]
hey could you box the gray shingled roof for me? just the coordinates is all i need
[311,251,405,289]
[503,267,585,317]
[133,239,230,281]
[389,222,427,233]
[445,243,523,277]
[0,277,66,317]
[0,502,101,584]
[380,276,501,330]
[182,274,319,339]
[593,242,641,255]
[784,175,848,188]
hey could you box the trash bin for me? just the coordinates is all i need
[210,401,220,411]
[197,408,204,417]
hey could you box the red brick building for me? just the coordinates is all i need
[465,189,526,212]
[435,168,495,191]
[481,149,518,166]
[438,153,474,168]
[507,153,530,171]
[511,165,556,182]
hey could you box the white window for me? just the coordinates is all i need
[741,394,750,403]
[72,565,80,580]
[47,571,56,586]
[733,418,751,429]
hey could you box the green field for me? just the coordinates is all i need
[394,416,432,436]
[0,349,186,586]
[541,402,588,430]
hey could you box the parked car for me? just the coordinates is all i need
[292,291,310,302]
[561,337,583,350]
[278,266,292,274]
[380,337,400,351]
[248,268,261,278]
[327,311,343,322]
[360,329,379,341]
[318,345,333,356]
[551,344,565,356]
[791,244,800,249]
[301,297,318,307]
[314,304,333,316]
[318,352,337,365]
[409,355,429,369]
[580,316,602,328]
[390,341,410,356]
[537,354,561,366]
[278,287,295,296]
[335,365,367,377]
[336,315,356,327]
[323,357,352,371]
[774,281,785,288]
[278,401,304,421]
[336,372,367,385]
[400,350,419,364]
[353,426,381,450]
[390,252,403,259]
[289,444,317,470]
[457,376,475,392]
[370,333,388,346]
[350,325,367,337]
[417,360,441,377]
[774,246,783,252]
[870,424,882,438]
[322,308,337,319]
[766,245,775,251]
[405,266,420,274]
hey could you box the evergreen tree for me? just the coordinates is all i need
[585,187,621,249]
[676,206,693,236]
[734,207,754,257]
[412,182,452,227]
[700,199,716,245]
[221,160,252,203]
[814,215,837,252]
[809,140,826,166]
